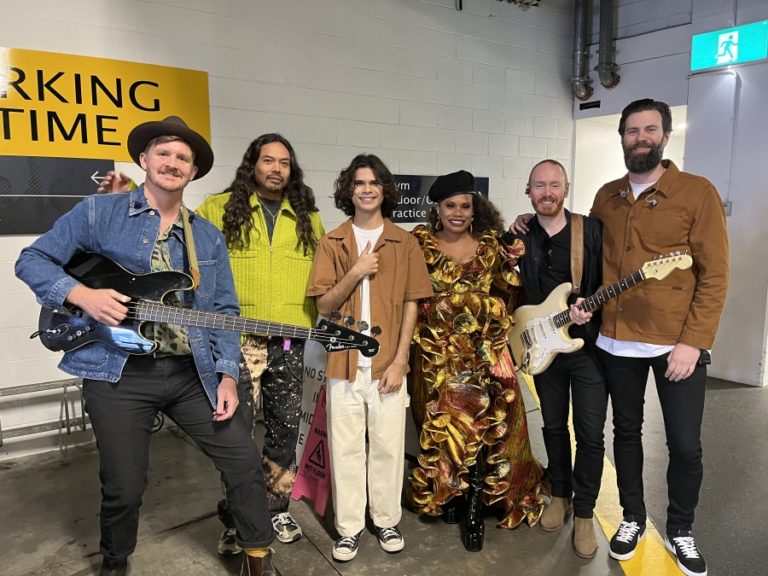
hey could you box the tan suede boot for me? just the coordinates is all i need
[573,517,598,559]
[540,496,572,531]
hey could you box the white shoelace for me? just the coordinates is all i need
[615,521,642,543]
[336,535,359,550]
[271,512,295,529]
[379,527,400,541]
[672,536,701,559]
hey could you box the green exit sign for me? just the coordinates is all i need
[691,20,768,71]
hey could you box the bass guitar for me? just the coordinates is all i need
[509,252,692,375]
[33,253,379,358]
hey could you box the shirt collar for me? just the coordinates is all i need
[610,159,678,199]
[249,193,296,216]
[328,218,402,242]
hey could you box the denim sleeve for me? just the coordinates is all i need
[15,198,93,308]
[208,231,241,382]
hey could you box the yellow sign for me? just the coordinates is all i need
[0,48,210,161]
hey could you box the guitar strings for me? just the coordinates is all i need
[121,300,374,348]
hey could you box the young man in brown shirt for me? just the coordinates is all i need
[306,154,432,563]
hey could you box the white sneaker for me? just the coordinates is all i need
[271,512,302,543]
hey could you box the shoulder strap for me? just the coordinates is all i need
[570,213,584,294]
[181,205,200,290]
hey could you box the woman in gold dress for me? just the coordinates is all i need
[408,170,544,551]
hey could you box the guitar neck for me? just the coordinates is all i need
[554,268,646,328]
[136,300,315,340]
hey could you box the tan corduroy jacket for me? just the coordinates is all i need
[590,160,729,349]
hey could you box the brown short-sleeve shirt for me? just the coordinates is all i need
[307,218,433,381]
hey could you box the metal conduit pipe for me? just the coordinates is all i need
[596,0,620,88]
[572,0,593,101]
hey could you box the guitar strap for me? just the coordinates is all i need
[570,213,584,294]
[181,205,200,290]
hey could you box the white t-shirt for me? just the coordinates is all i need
[352,223,384,367]
[596,179,674,358]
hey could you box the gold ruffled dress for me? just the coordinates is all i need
[408,225,544,528]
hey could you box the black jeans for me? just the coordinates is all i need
[534,349,608,518]
[83,355,273,561]
[599,350,707,533]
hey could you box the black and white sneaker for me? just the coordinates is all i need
[665,530,707,576]
[217,527,243,555]
[271,512,302,543]
[375,525,405,553]
[608,517,646,560]
[332,530,363,562]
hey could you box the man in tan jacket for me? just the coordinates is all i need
[591,98,728,576]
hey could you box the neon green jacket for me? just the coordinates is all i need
[196,192,325,328]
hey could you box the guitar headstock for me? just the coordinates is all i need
[316,319,380,357]
[642,251,693,280]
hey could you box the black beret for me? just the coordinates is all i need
[428,170,477,203]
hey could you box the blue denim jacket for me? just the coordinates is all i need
[15,186,241,408]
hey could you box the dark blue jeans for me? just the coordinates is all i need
[534,348,608,518]
[83,355,273,561]
[599,350,707,533]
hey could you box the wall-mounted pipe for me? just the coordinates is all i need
[572,0,593,101]
[595,0,620,88]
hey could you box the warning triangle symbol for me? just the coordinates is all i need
[309,439,326,469]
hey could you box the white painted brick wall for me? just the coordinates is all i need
[1,0,575,458]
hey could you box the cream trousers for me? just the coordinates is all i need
[326,367,408,537]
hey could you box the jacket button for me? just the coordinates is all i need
[143,238,149,244]
[625,246,632,252]
[618,306,624,312]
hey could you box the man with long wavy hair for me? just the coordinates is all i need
[196,134,325,551]
[307,154,433,563]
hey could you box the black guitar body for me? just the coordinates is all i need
[38,254,193,354]
[36,253,381,358]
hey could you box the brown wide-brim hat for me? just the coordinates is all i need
[428,170,477,203]
[127,115,214,180]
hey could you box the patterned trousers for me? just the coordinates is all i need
[237,334,305,515]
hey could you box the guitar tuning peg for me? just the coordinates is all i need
[330,311,342,322]
[370,326,382,337]
[344,315,355,327]
[357,320,369,332]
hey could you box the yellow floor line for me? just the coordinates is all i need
[520,371,681,575]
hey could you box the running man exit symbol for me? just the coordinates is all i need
[716,32,738,64]
[691,20,768,71]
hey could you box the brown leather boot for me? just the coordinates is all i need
[540,496,572,531]
[240,550,277,576]
[573,517,598,559]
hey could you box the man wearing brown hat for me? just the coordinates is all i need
[15,116,276,576]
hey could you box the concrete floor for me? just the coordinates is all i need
[1,376,766,576]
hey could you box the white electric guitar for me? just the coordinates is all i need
[509,252,693,375]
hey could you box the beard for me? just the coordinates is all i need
[623,141,664,173]
[532,194,565,217]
